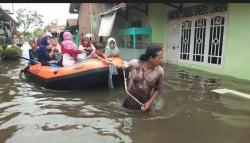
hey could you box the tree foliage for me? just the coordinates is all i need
[16,8,44,33]
[32,28,45,38]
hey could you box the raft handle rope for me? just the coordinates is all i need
[54,49,94,74]
[53,60,88,74]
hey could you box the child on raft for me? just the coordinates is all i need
[105,37,119,58]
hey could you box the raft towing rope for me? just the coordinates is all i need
[122,68,144,107]
[95,54,144,107]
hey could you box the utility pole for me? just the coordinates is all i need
[8,3,14,14]
[90,3,92,34]
[12,3,14,14]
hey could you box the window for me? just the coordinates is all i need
[180,20,192,60]
[208,16,225,65]
[167,4,227,67]
[177,14,226,67]
[193,18,206,62]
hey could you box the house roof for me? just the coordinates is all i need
[0,7,16,24]
[99,3,126,16]
[69,3,80,14]
[46,25,65,33]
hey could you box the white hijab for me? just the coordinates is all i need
[105,37,119,55]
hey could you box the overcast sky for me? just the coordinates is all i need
[0,3,78,29]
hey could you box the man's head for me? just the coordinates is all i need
[82,36,90,47]
[139,46,163,67]
[82,34,94,47]
[93,42,105,56]
[29,40,38,50]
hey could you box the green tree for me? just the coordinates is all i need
[23,32,32,42]
[32,28,45,38]
[16,8,44,33]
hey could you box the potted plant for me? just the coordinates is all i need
[1,45,22,60]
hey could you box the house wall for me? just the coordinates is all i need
[78,3,90,41]
[147,3,169,61]
[111,15,129,47]
[78,3,113,41]
[112,3,170,60]
[178,3,250,80]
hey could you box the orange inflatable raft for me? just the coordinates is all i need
[23,57,125,90]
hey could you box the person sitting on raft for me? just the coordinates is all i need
[120,46,164,112]
[80,34,96,56]
[105,37,119,58]
[38,36,60,68]
[51,36,62,53]
[77,34,94,61]
[87,42,106,60]
[49,37,63,66]
[61,31,84,67]
[28,39,39,65]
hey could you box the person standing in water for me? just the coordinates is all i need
[121,46,164,112]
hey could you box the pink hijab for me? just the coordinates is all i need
[61,31,77,50]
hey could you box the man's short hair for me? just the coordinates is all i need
[93,42,104,50]
[29,39,36,45]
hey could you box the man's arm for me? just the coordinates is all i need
[141,90,159,112]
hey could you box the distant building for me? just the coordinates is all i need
[0,7,16,46]
[45,24,65,38]
[69,3,113,41]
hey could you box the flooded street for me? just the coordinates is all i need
[0,44,250,143]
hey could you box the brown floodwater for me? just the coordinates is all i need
[0,44,250,143]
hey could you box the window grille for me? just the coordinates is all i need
[193,18,206,62]
[180,20,192,60]
[208,16,225,65]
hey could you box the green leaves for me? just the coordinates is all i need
[15,7,44,33]
[1,45,22,60]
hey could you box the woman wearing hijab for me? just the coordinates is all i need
[104,37,119,58]
[61,31,83,67]
[38,36,59,68]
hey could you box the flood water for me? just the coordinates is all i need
[0,44,250,143]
